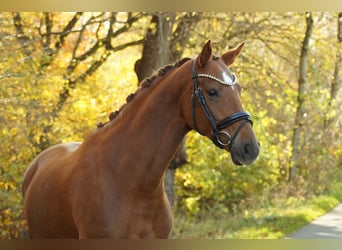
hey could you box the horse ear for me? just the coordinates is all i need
[221,42,245,66]
[196,40,212,68]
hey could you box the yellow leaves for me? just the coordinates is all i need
[278,133,287,143]
[2,127,19,138]
[181,173,195,187]
[184,197,200,215]
[0,181,15,191]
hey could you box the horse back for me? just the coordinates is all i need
[22,142,81,198]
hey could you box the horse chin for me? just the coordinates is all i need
[231,154,243,166]
[231,155,257,166]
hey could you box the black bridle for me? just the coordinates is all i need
[191,60,253,149]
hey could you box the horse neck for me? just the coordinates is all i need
[93,64,191,191]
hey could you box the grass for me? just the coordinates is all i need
[171,180,342,239]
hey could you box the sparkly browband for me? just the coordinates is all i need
[196,73,237,86]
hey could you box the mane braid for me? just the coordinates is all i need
[97,57,191,128]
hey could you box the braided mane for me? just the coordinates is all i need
[97,57,191,128]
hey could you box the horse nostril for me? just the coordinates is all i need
[244,142,259,158]
[244,143,250,155]
[232,141,259,165]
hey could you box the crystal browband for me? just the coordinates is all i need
[196,73,237,86]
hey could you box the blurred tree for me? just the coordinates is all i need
[289,12,314,183]
[324,12,342,129]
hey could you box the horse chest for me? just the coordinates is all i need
[112,195,173,238]
[123,199,173,238]
[73,183,172,238]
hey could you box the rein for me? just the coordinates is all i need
[191,60,253,149]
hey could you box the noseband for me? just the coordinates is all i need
[191,60,253,149]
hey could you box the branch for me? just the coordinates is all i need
[57,38,143,111]
[242,13,296,68]
[55,12,83,50]
[12,12,31,57]
[43,12,52,49]
[75,39,144,83]
[56,12,144,112]
[171,13,202,60]
[68,13,142,75]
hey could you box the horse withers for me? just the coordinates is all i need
[22,40,259,238]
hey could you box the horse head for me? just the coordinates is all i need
[183,40,260,165]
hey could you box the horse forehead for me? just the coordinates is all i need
[221,70,235,84]
[209,59,233,77]
[214,61,242,92]
[207,60,236,87]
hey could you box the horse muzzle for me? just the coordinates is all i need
[229,138,260,165]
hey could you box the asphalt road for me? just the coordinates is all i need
[286,203,342,239]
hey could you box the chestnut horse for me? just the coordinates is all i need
[22,40,259,238]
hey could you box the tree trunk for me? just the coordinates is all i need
[324,12,342,129]
[134,13,175,82]
[288,12,313,183]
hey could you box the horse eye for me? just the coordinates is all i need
[206,88,218,97]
